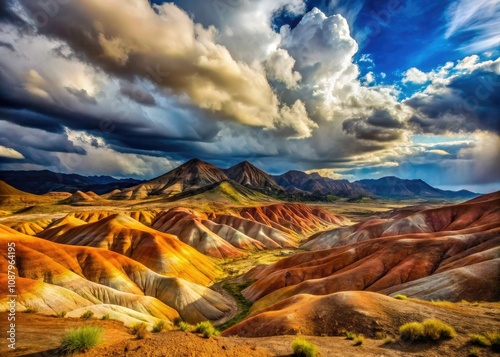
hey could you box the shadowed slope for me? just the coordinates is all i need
[116,158,229,199]
[224,161,282,191]
[0,227,232,323]
[37,213,220,285]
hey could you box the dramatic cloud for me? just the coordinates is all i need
[265,49,302,88]
[12,0,311,136]
[0,1,498,190]
[406,58,500,135]
[0,145,24,159]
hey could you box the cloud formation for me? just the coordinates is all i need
[0,1,498,190]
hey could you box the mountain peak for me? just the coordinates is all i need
[225,161,281,190]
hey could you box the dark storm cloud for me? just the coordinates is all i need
[0,41,15,51]
[0,0,25,25]
[119,81,156,106]
[407,69,500,134]
[342,109,404,142]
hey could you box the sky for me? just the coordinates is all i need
[0,0,499,193]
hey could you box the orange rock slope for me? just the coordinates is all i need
[37,213,220,285]
[240,192,500,314]
[0,225,232,324]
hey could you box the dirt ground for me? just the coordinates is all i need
[1,311,498,357]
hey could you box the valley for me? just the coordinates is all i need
[0,160,498,356]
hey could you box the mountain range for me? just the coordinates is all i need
[1,159,477,200]
[0,170,142,194]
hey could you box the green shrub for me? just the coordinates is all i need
[399,322,425,342]
[80,310,94,319]
[131,322,149,340]
[353,334,365,346]
[399,319,456,342]
[56,311,67,318]
[152,320,166,333]
[345,331,356,340]
[393,294,408,300]
[469,334,491,347]
[194,321,220,338]
[178,321,191,332]
[101,314,110,320]
[173,317,183,326]
[469,347,481,357]
[291,337,318,357]
[485,332,500,351]
[374,331,387,340]
[60,326,103,355]
[422,319,456,340]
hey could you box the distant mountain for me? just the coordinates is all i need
[354,176,478,199]
[273,170,370,198]
[116,158,229,199]
[0,170,142,194]
[2,161,478,201]
[224,161,282,192]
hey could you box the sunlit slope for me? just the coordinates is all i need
[304,191,500,250]
[240,193,500,310]
[223,291,499,338]
[151,203,348,258]
[37,213,220,285]
[0,227,232,323]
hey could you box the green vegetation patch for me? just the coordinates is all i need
[399,319,456,342]
[60,326,103,355]
[218,280,254,331]
[291,337,318,357]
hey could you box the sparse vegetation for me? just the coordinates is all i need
[178,321,191,332]
[218,280,254,331]
[60,326,103,355]
[173,317,183,326]
[486,332,500,351]
[468,347,481,357]
[152,320,166,333]
[469,334,491,347]
[353,334,365,346]
[23,305,38,314]
[431,300,457,309]
[374,331,387,340]
[291,337,318,357]
[101,314,110,320]
[384,336,395,344]
[80,310,94,319]
[56,311,67,318]
[131,322,149,340]
[345,331,356,340]
[179,322,192,332]
[399,319,456,342]
[194,321,220,338]
[422,319,456,340]
[399,322,425,341]
[393,294,408,300]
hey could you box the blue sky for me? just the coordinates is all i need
[0,0,499,192]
